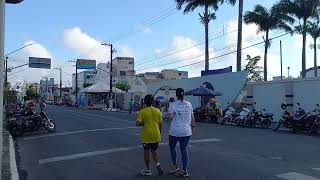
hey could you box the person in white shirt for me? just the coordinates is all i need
[167,88,196,177]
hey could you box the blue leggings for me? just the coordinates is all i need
[169,135,190,171]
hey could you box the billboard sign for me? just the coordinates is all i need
[29,57,51,69]
[76,59,96,69]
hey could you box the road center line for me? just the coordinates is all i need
[313,168,320,171]
[276,172,320,180]
[23,127,138,140]
[38,138,222,165]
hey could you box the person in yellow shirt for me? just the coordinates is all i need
[136,94,164,176]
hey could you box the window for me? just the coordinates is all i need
[120,71,126,76]
[128,61,134,65]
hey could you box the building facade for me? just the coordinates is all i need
[72,70,96,91]
[139,69,188,81]
[112,57,135,76]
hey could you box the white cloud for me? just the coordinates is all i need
[140,25,152,34]
[8,41,54,85]
[212,19,282,80]
[118,45,134,57]
[64,27,135,65]
[63,27,110,63]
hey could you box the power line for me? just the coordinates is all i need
[135,25,235,66]
[136,30,286,72]
[68,5,177,63]
[171,32,291,70]
[135,28,237,68]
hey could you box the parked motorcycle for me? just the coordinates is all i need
[234,107,251,127]
[308,104,320,136]
[220,106,238,125]
[7,103,56,137]
[291,103,316,133]
[248,102,273,129]
[273,103,293,132]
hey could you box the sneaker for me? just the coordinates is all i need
[156,163,164,176]
[140,169,152,176]
[182,170,189,178]
[168,165,180,174]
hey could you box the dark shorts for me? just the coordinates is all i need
[142,143,159,150]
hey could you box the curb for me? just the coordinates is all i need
[9,135,19,180]
[1,126,19,180]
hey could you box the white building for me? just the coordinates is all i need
[94,63,110,83]
[112,57,135,77]
[72,70,96,91]
[139,69,188,80]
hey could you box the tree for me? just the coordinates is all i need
[236,0,244,72]
[276,0,320,78]
[174,0,236,71]
[306,20,320,77]
[244,4,294,81]
[114,82,130,92]
[4,82,18,103]
[245,55,263,82]
[25,86,38,100]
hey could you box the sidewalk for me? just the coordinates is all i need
[2,122,19,180]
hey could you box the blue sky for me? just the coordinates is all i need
[5,0,314,86]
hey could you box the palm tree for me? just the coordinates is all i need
[244,4,294,81]
[306,20,320,77]
[174,0,236,71]
[236,0,244,72]
[276,0,320,78]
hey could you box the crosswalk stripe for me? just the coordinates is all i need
[276,172,320,180]
[312,168,320,171]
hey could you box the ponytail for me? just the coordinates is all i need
[176,88,184,102]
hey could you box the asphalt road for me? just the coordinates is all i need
[14,105,320,180]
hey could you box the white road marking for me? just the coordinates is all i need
[9,135,19,180]
[38,138,222,165]
[312,168,320,171]
[276,172,320,180]
[23,126,138,140]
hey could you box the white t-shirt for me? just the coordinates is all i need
[168,100,193,137]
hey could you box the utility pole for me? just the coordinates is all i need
[288,66,290,78]
[75,63,78,105]
[54,67,62,99]
[101,43,115,109]
[5,56,7,86]
[280,41,283,80]
[0,2,4,176]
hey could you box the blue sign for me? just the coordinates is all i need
[201,66,232,76]
[29,57,51,69]
[76,59,96,69]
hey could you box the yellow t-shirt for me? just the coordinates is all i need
[137,106,163,143]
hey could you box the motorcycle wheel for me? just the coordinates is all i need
[220,117,227,125]
[273,121,282,132]
[261,119,272,129]
[308,122,318,136]
[9,125,25,137]
[291,124,299,134]
[44,119,56,132]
